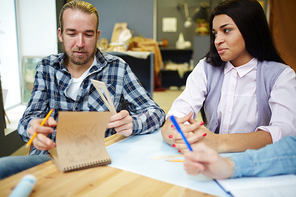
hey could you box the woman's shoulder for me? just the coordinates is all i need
[195,57,223,70]
[261,60,288,69]
[259,60,295,86]
[259,60,291,75]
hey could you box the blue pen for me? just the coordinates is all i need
[169,116,193,151]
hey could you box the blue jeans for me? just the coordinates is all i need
[0,155,50,180]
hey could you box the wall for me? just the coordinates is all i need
[269,0,296,70]
[18,0,58,57]
[85,0,215,48]
[157,0,268,49]
[157,0,222,48]
[157,0,204,48]
[86,0,154,43]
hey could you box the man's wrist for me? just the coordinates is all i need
[224,157,235,179]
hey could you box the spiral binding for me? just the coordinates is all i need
[64,158,111,172]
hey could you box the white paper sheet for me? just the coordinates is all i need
[217,174,296,197]
[106,129,229,197]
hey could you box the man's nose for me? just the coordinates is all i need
[76,34,85,48]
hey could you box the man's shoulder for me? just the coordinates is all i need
[96,51,128,71]
[39,53,64,66]
[98,51,125,63]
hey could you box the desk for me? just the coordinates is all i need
[0,134,215,197]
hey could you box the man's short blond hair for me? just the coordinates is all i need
[59,0,99,33]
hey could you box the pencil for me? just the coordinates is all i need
[26,109,54,148]
[166,159,184,162]
[169,116,193,151]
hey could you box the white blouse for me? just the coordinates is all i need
[167,58,296,142]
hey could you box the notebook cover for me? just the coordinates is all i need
[49,111,112,172]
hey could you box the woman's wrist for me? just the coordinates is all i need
[161,120,175,144]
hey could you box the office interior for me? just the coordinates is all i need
[0,0,295,158]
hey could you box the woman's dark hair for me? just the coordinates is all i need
[206,0,285,67]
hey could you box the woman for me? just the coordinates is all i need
[161,0,296,153]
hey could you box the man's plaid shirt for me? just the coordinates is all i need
[18,50,165,155]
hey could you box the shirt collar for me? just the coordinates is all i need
[53,52,66,69]
[224,58,258,77]
[89,49,108,73]
[90,56,97,68]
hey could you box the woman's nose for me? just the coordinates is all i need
[214,32,224,45]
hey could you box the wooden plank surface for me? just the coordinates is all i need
[0,134,215,197]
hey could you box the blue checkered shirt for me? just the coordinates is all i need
[18,50,165,155]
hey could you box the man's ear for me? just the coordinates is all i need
[97,30,101,43]
[58,28,63,42]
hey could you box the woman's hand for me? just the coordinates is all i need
[175,118,223,153]
[161,112,194,145]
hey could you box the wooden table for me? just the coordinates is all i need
[0,134,215,197]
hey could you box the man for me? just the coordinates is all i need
[184,136,296,179]
[0,1,165,180]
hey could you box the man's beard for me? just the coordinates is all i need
[63,44,97,65]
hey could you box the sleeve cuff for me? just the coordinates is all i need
[229,152,254,178]
[256,126,282,142]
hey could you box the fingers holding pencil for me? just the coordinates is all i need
[174,131,207,154]
[26,109,57,150]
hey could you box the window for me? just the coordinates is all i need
[0,0,21,109]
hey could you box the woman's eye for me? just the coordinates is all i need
[224,29,230,33]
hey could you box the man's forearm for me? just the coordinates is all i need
[230,136,296,178]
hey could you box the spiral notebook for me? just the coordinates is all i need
[49,111,112,172]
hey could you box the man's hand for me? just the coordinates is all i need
[184,143,234,179]
[27,117,57,150]
[107,110,133,136]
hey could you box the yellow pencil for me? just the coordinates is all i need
[26,109,54,148]
[166,159,184,162]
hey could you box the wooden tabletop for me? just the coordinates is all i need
[0,134,215,197]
